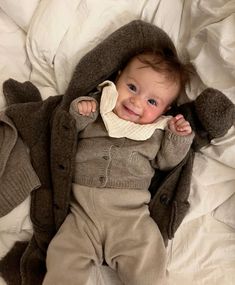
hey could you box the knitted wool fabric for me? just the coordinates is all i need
[194,88,235,139]
[0,112,41,217]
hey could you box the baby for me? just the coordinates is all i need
[43,51,194,285]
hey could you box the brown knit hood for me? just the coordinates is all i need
[62,20,177,109]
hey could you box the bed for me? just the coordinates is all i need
[0,0,235,284]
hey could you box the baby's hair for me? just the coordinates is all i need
[135,48,195,94]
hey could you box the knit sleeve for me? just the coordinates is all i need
[69,96,99,132]
[152,128,194,171]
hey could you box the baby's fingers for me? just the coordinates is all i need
[175,116,192,134]
[177,124,192,135]
[168,114,192,136]
[77,101,96,116]
[90,100,97,113]
[175,119,190,131]
[77,101,88,115]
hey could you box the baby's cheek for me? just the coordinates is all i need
[148,109,161,123]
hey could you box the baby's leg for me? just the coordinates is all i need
[103,189,167,285]
[43,194,103,285]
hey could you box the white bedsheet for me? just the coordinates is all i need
[0,1,234,285]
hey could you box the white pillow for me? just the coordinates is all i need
[213,193,235,229]
[0,0,40,31]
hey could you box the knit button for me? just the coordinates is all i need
[99,176,105,183]
[54,203,60,210]
[62,124,70,130]
[160,194,170,206]
[58,164,66,170]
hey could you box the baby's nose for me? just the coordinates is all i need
[130,96,141,107]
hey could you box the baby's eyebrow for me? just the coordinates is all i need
[127,76,137,82]
[150,94,162,102]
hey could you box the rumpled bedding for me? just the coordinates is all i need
[0,0,234,284]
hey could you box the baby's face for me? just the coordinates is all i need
[114,55,180,124]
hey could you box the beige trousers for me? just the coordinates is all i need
[43,184,167,285]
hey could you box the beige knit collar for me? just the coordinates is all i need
[99,81,171,141]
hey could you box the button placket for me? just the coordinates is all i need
[55,115,76,176]
[99,149,111,187]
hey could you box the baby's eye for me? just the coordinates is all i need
[148,99,157,106]
[127,84,137,92]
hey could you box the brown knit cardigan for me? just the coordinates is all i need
[0,20,234,285]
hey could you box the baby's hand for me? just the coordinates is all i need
[168,114,192,136]
[77,100,97,116]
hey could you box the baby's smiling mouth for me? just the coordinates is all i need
[123,105,140,117]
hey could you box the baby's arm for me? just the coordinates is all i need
[69,97,99,132]
[153,115,194,170]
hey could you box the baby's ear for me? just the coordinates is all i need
[194,88,235,139]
